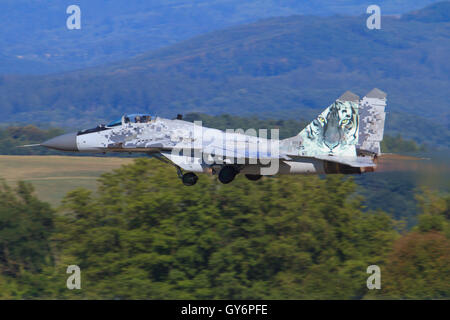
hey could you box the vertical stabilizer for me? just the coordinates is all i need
[281,91,360,157]
[357,88,387,155]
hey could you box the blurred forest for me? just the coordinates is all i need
[0,0,441,74]
[0,159,448,299]
[0,125,64,155]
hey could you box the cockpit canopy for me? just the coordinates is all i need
[107,113,152,127]
[78,113,153,136]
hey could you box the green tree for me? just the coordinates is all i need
[0,180,55,298]
[379,189,450,299]
[53,159,398,299]
[381,231,450,299]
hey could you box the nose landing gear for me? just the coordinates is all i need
[175,165,198,186]
[150,153,199,186]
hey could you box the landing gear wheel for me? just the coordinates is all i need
[245,174,262,181]
[182,172,198,186]
[218,166,238,184]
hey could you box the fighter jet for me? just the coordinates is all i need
[39,89,388,186]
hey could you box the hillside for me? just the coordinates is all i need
[0,3,449,147]
[0,0,442,74]
[403,1,450,22]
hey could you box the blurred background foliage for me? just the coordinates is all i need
[0,0,443,74]
[0,159,448,299]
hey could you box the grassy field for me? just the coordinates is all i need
[0,155,134,206]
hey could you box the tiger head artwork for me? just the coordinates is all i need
[299,100,359,156]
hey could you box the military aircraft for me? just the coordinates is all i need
[38,88,388,186]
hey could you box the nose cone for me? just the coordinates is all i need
[42,132,78,151]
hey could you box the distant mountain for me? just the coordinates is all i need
[403,1,450,22]
[0,0,444,74]
[0,3,449,147]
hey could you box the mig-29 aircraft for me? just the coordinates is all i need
[37,88,388,186]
